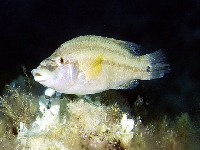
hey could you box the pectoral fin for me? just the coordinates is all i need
[85,55,103,81]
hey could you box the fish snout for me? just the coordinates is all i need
[31,69,47,82]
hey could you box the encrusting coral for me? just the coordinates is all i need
[0,76,199,149]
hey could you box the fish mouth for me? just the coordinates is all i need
[31,69,47,82]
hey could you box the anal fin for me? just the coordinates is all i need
[115,80,139,89]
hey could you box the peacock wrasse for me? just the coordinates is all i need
[31,35,170,95]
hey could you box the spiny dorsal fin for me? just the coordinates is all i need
[85,55,103,81]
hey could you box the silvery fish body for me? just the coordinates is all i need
[31,35,169,95]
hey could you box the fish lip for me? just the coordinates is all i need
[34,76,47,82]
[31,69,47,82]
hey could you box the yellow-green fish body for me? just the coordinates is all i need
[32,35,169,95]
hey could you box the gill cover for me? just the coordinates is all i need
[51,60,79,92]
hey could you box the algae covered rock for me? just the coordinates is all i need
[0,76,199,149]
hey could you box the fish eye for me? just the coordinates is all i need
[59,57,64,64]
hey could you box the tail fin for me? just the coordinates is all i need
[148,50,170,79]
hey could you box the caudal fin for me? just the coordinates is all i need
[148,50,170,79]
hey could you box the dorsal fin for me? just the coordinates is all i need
[108,38,141,56]
[124,41,141,56]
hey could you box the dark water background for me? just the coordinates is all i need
[0,0,199,120]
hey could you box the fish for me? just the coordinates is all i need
[31,35,170,95]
